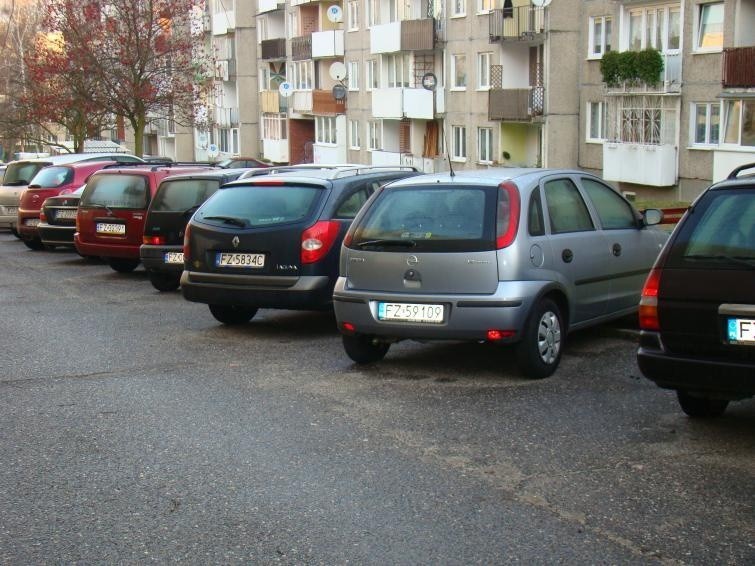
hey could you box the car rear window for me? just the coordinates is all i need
[196,184,324,228]
[2,162,49,185]
[350,186,497,252]
[29,166,73,188]
[80,174,149,209]
[667,189,755,268]
[151,179,220,212]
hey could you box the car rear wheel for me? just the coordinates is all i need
[209,304,258,325]
[109,259,140,273]
[676,391,729,418]
[148,271,180,292]
[22,238,46,251]
[342,334,389,364]
[516,298,563,379]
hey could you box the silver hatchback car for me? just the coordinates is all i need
[333,168,667,378]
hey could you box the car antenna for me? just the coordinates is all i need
[442,121,455,178]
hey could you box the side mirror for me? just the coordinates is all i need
[642,208,663,226]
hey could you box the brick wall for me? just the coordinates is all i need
[289,119,315,164]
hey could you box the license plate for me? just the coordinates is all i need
[96,223,125,235]
[727,318,755,345]
[4,206,18,215]
[378,302,445,324]
[55,209,77,220]
[164,252,184,264]
[24,218,40,226]
[216,252,265,268]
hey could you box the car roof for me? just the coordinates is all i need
[706,162,755,192]
[90,164,215,176]
[9,153,140,166]
[381,167,599,188]
[227,165,417,187]
[160,168,249,182]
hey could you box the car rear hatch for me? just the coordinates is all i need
[657,188,755,362]
[189,180,329,278]
[343,183,504,295]
[21,166,76,211]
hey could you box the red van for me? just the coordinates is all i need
[17,160,117,250]
[75,164,215,272]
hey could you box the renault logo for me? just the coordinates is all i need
[232,236,240,248]
[406,255,419,266]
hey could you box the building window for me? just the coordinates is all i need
[349,119,360,149]
[348,1,359,31]
[477,52,492,90]
[587,101,607,142]
[452,125,467,161]
[288,11,298,39]
[692,102,720,146]
[263,114,287,140]
[291,61,313,90]
[588,16,612,58]
[723,100,755,147]
[451,54,466,89]
[477,0,494,14]
[366,0,378,27]
[384,53,410,88]
[626,4,680,52]
[219,128,238,153]
[366,59,379,91]
[452,0,466,17]
[348,61,359,90]
[368,120,381,150]
[477,127,492,163]
[696,2,724,51]
[316,116,337,145]
[258,17,267,43]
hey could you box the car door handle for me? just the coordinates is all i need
[562,249,573,263]
[612,243,622,257]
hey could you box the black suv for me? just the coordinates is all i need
[637,163,755,417]
[140,169,249,291]
[181,165,419,324]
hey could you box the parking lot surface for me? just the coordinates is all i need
[1,232,753,564]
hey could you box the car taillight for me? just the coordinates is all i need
[496,181,520,249]
[301,220,341,264]
[183,223,192,262]
[39,211,47,223]
[143,235,166,245]
[639,268,661,331]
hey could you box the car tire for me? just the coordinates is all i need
[209,304,258,325]
[342,334,389,364]
[22,238,46,251]
[10,227,20,238]
[516,298,563,379]
[676,391,729,418]
[148,271,180,292]
[109,259,140,273]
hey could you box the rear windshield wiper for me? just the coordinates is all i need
[203,215,247,228]
[182,204,201,216]
[685,254,755,268]
[87,203,115,214]
[356,238,417,248]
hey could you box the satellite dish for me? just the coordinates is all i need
[329,61,347,82]
[326,5,343,23]
[332,84,347,101]
[278,81,293,98]
[531,0,552,7]
[207,144,219,159]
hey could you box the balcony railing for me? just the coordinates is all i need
[261,38,286,60]
[291,35,312,61]
[489,6,546,42]
[488,87,544,121]
[722,46,755,88]
[260,90,288,114]
[312,89,346,114]
[604,52,682,94]
[370,18,435,54]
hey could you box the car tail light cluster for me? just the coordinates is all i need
[301,220,340,264]
[183,224,192,262]
[143,235,166,245]
[639,268,661,330]
[39,211,47,223]
[496,181,521,249]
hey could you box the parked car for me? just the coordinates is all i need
[17,160,117,250]
[214,156,270,169]
[332,168,667,378]
[181,165,420,324]
[140,169,249,291]
[0,153,143,236]
[37,187,86,250]
[637,163,755,417]
[75,163,215,272]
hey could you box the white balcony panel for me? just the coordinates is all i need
[212,10,235,35]
[314,143,347,164]
[312,30,344,58]
[370,150,402,166]
[401,154,447,173]
[291,91,313,114]
[603,143,677,186]
[713,149,755,183]
[257,0,281,13]
[370,22,401,54]
[434,88,445,114]
[404,88,434,120]
[263,139,289,164]
[371,89,403,119]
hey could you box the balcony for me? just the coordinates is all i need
[370,18,435,54]
[260,90,288,114]
[489,6,546,43]
[603,143,677,186]
[400,154,446,173]
[313,89,346,114]
[488,87,544,121]
[604,52,682,94]
[261,38,286,60]
[371,88,438,120]
[215,107,239,127]
[291,35,312,61]
[291,90,313,114]
[257,0,283,13]
[312,30,344,58]
[722,46,755,88]
[212,9,235,35]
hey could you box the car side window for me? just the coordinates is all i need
[335,181,380,219]
[544,178,594,234]
[528,188,545,236]
[580,178,637,230]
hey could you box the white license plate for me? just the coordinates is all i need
[55,209,77,220]
[96,223,125,235]
[216,252,265,268]
[378,302,445,324]
[4,207,18,215]
[24,218,40,227]
[727,318,755,345]
[164,252,184,264]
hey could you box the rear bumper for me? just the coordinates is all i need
[637,331,755,399]
[181,270,334,310]
[140,244,183,273]
[17,211,41,239]
[38,223,75,246]
[0,212,16,229]
[74,234,140,259]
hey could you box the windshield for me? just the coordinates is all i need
[2,162,50,186]
[80,174,148,209]
[29,166,73,188]
[151,179,220,212]
[196,184,323,228]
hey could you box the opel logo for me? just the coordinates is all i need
[406,255,419,266]
[232,236,240,248]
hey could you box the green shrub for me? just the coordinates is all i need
[617,51,639,84]
[636,48,664,86]
[600,49,665,88]
[599,51,621,87]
